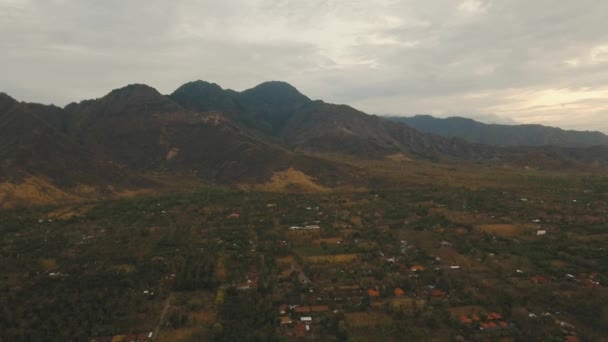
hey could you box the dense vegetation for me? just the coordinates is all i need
[0,173,606,341]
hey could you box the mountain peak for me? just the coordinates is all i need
[177,80,223,90]
[65,83,178,117]
[105,83,162,99]
[170,80,238,113]
[244,81,310,101]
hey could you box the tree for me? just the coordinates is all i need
[212,322,223,337]
[337,320,348,340]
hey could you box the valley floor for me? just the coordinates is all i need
[0,166,607,341]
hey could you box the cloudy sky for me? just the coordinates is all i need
[2,0,608,132]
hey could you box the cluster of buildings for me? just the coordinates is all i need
[278,304,332,337]
[459,312,514,334]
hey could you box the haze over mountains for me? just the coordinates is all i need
[2,80,608,207]
[389,115,608,148]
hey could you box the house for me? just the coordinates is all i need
[310,305,330,313]
[294,306,311,314]
[289,225,321,230]
[394,288,405,297]
[531,275,547,284]
[583,278,601,289]
[280,316,292,325]
[480,322,497,330]
[489,312,502,320]
[367,289,380,297]
[296,322,307,337]
[440,241,453,248]
[537,230,547,236]
[279,304,288,315]
[410,265,425,272]
[460,315,473,324]
[301,316,313,324]
[558,320,576,330]
[297,272,311,284]
[227,212,240,219]
[430,289,446,298]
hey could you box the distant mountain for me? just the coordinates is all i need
[388,115,608,148]
[2,81,608,207]
[170,82,485,159]
[62,83,360,185]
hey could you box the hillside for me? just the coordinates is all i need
[389,115,608,147]
[2,81,608,208]
[0,95,123,186]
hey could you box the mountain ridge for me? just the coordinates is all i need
[2,80,608,208]
[388,114,608,147]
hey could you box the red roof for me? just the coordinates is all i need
[499,321,508,328]
[430,289,445,297]
[472,314,481,321]
[481,322,497,329]
[394,288,405,297]
[410,265,425,272]
[489,312,502,320]
[294,306,311,313]
[565,336,581,342]
[531,275,547,283]
[310,305,330,312]
[368,289,380,297]
[460,315,472,324]
[296,322,307,336]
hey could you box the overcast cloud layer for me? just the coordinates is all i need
[2,0,608,132]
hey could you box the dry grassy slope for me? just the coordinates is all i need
[0,177,80,209]
[243,167,329,193]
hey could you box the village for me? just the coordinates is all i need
[0,186,606,341]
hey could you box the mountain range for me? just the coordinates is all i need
[2,81,608,207]
[388,115,608,148]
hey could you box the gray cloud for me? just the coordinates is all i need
[1,0,608,132]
